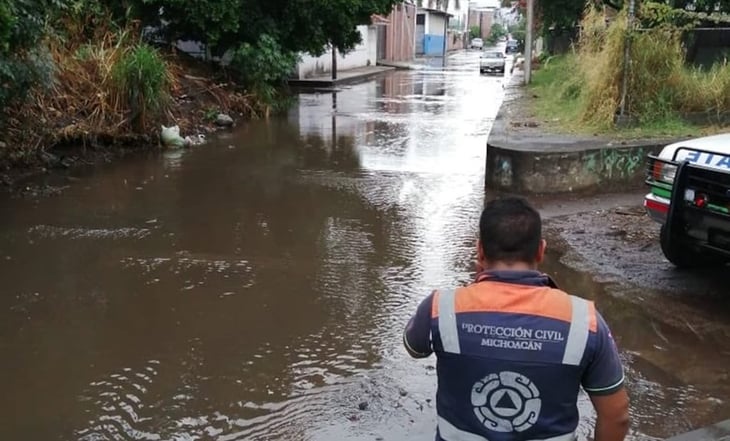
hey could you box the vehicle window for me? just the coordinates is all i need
[484,52,502,58]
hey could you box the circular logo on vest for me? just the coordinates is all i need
[471,371,541,433]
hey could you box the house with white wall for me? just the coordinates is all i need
[294,24,381,79]
[416,8,452,56]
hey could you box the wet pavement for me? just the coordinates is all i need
[0,50,728,441]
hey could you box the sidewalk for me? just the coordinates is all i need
[288,66,394,88]
[378,53,466,70]
[485,69,686,194]
[377,58,432,70]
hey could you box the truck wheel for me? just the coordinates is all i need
[660,225,727,268]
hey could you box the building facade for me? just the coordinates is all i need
[295,25,381,79]
[468,4,497,40]
[416,8,452,56]
[379,2,417,62]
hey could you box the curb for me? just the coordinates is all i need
[485,73,681,194]
[288,67,395,89]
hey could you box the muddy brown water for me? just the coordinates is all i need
[1,52,728,441]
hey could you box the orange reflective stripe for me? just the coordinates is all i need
[587,300,597,334]
[431,289,440,317]
[432,282,597,333]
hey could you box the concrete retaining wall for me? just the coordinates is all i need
[486,141,666,194]
[486,73,677,194]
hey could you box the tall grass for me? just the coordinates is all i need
[532,5,730,132]
[112,44,171,131]
[34,20,175,140]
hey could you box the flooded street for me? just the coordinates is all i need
[1,51,729,441]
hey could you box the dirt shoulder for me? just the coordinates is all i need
[543,194,730,322]
[501,67,687,145]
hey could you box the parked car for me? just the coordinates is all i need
[479,51,506,74]
[505,40,519,54]
[644,133,730,267]
[470,38,484,50]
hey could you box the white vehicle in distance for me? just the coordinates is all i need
[479,50,506,74]
[470,38,484,50]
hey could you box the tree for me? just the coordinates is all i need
[0,0,56,110]
[469,25,481,39]
[486,22,507,43]
[538,0,584,32]
[135,0,401,57]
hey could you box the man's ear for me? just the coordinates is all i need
[536,239,547,264]
[476,238,487,272]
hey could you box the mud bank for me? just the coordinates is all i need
[1,53,266,195]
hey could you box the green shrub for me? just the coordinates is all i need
[486,23,507,45]
[230,33,299,110]
[111,43,171,131]
[0,0,55,112]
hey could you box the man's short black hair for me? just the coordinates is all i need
[479,196,542,264]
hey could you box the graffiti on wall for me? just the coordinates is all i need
[584,147,647,181]
[492,155,514,188]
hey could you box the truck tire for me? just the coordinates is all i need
[660,225,727,268]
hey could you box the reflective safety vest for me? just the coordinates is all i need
[430,281,598,441]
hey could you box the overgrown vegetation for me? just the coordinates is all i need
[3,4,207,159]
[530,6,730,135]
[111,43,172,131]
[230,34,299,116]
[1,0,402,166]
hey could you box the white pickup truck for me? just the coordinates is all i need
[644,133,730,267]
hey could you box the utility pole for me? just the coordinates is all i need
[618,0,636,119]
[443,14,448,67]
[332,45,338,81]
[524,0,534,84]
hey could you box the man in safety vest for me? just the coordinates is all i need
[404,197,629,441]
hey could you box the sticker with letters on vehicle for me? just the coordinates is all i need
[676,149,730,169]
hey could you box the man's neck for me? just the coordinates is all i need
[482,262,537,272]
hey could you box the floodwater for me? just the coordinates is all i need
[0,51,728,441]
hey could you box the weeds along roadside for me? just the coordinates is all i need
[529,6,730,136]
[0,4,281,167]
